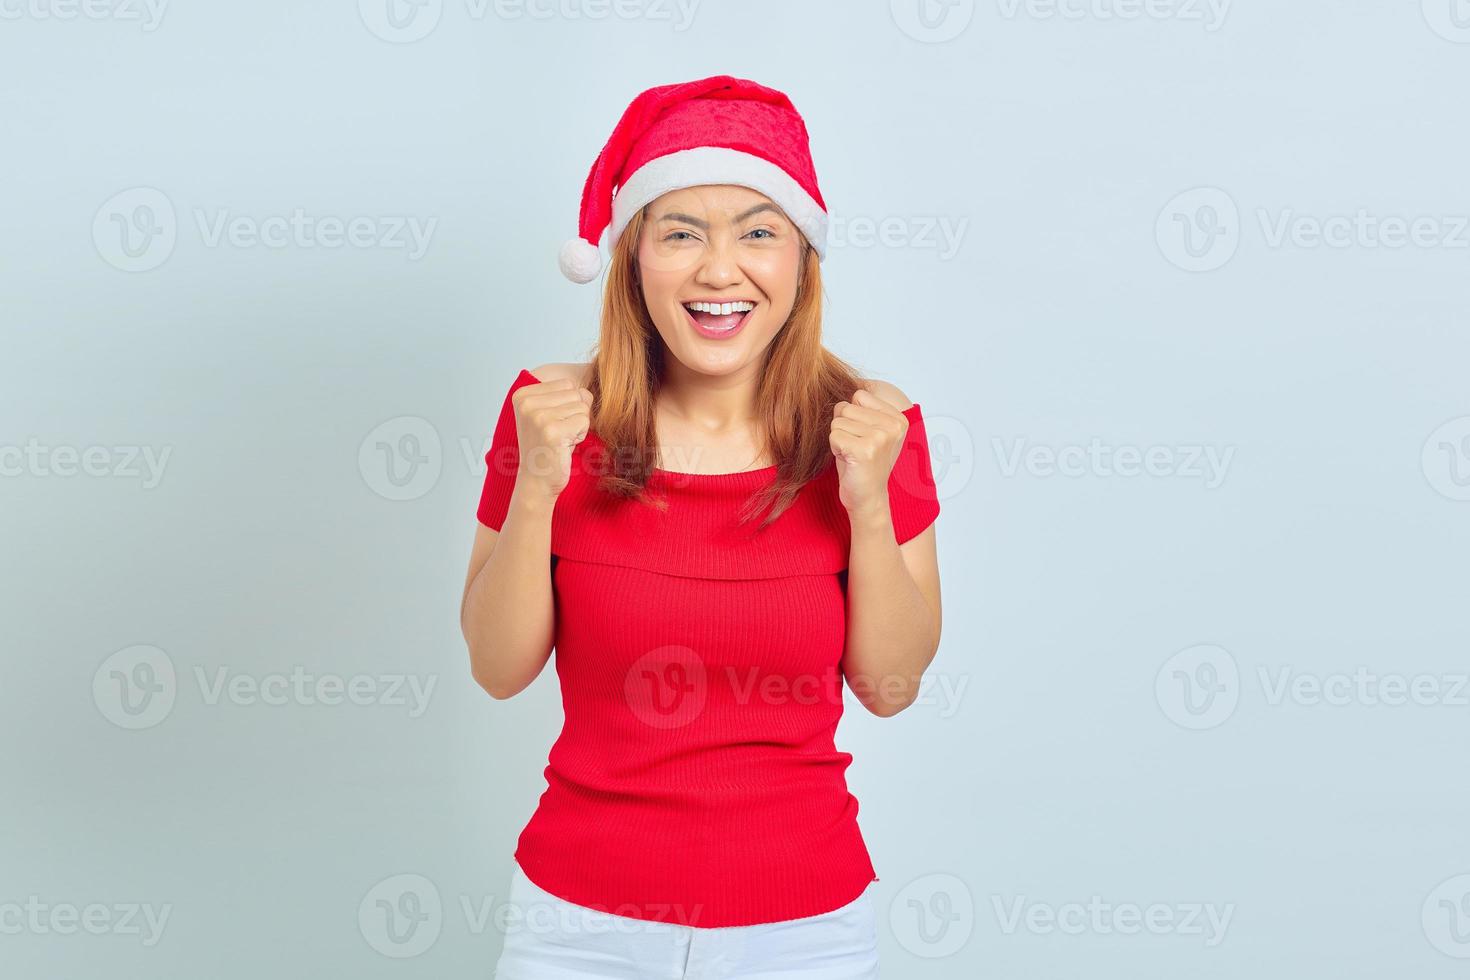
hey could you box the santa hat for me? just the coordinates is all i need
[557,74,829,283]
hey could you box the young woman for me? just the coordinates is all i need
[461,75,943,979]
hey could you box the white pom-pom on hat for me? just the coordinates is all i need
[558,237,602,283]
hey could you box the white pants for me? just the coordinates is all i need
[493,862,880,980]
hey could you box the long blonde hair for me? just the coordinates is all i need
[578,203,867,530]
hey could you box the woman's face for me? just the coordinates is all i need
[636,184,804,379]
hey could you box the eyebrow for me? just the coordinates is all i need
[655,203,781,229]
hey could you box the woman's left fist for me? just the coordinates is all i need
[829,387,908,517]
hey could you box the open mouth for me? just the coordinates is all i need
[682,299,756,337]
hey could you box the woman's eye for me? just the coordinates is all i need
[665,230,699,242]
[745,228,774,240]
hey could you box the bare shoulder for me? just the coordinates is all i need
[859,377,914,412]
[529,361,593,387]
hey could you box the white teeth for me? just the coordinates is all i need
[685,301,755,314]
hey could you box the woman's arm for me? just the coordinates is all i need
[460,490,557,699]
[460,365,592,699]
[843,516,942,717]
[833,380,944,717]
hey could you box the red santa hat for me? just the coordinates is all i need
[557,74,829,283]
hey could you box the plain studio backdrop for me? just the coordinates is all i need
[3,2,1468,977]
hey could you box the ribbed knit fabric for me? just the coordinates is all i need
[476,367,941,928]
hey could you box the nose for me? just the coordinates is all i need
[693,230,743,288]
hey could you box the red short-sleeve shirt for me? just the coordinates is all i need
[476,367,940,927]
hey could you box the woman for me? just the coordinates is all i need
[461,75,943,979]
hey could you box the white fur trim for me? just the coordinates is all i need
[558,237,602,283]
[608,147,828,258]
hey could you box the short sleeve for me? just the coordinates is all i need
[475,369,537,531]
[888,403,942,545]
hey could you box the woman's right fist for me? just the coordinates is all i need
[510,377,594,499]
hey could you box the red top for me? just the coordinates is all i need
[475,367,941,928]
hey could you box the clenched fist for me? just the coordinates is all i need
[511,377,594,500]
[829,387,907,518]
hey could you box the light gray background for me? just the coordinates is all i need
[3,1,1468,977]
